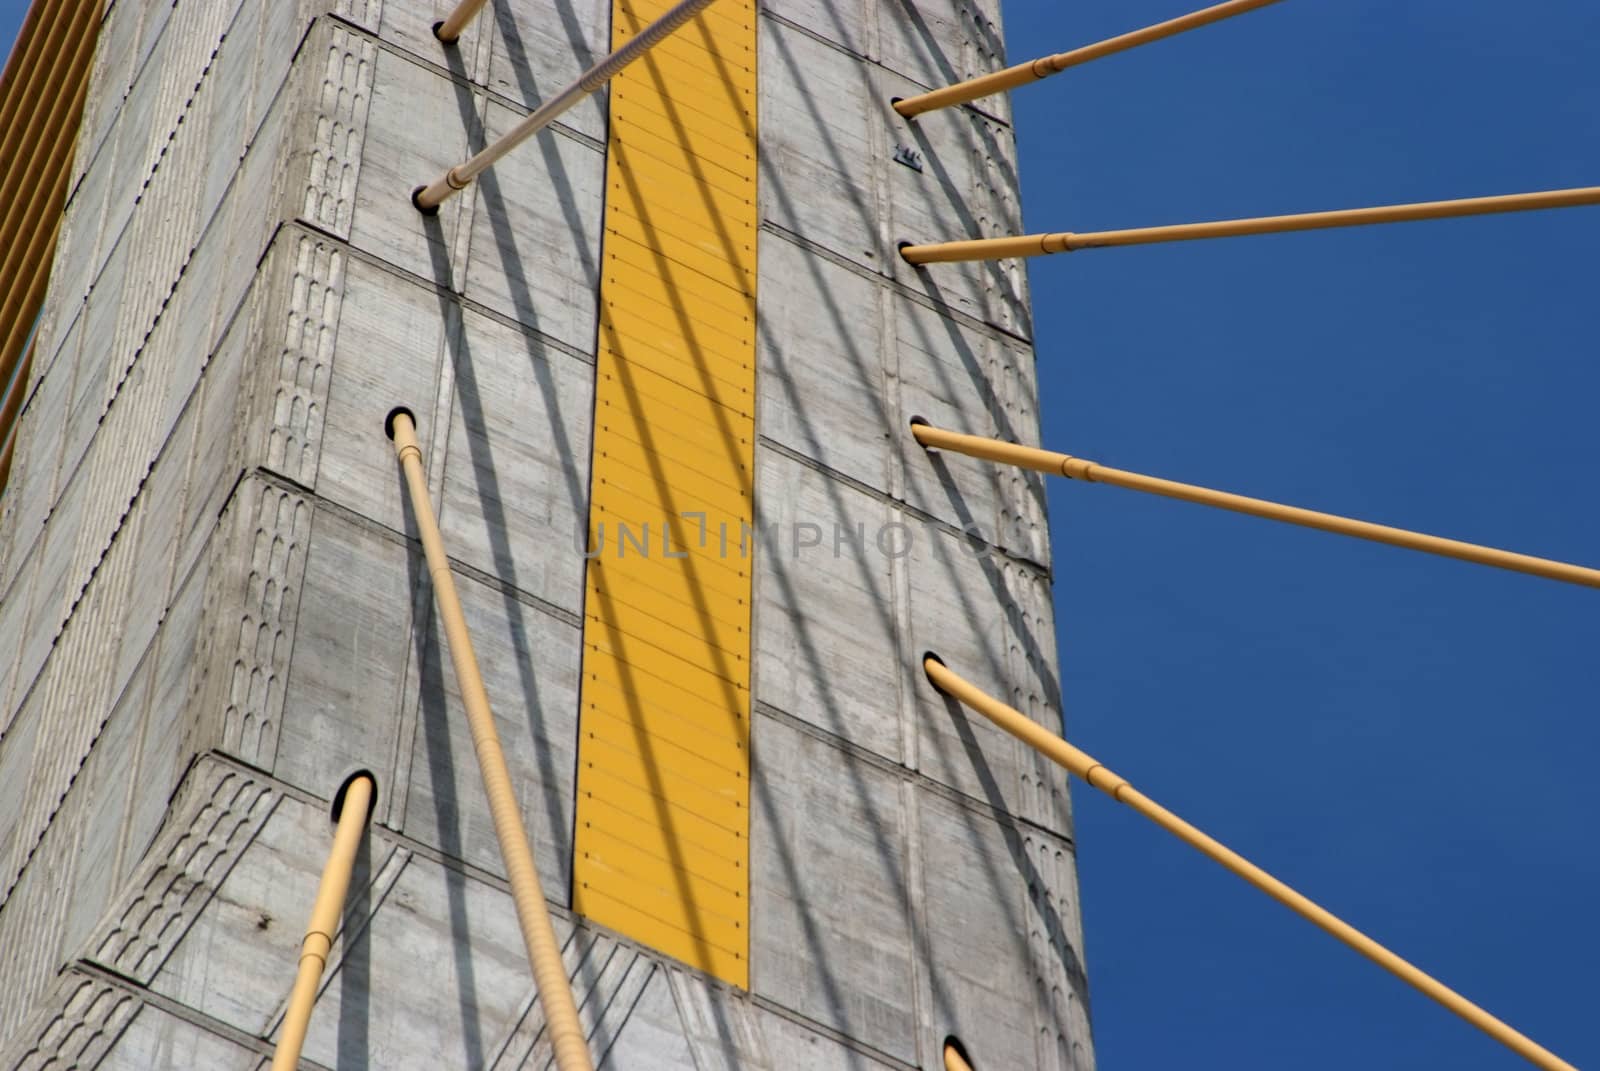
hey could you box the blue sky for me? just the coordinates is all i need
[3,2,1593,1068]
[0,5,21,77]
[1005,1,1598,1068]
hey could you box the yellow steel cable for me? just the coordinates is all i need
[0,127,85,386]
[922,656,1577,1071]
[413,0,722,211]
[898,186,1600,264]
[893,0,1284,116]
[270,774,374,1071]
[433,0,490,43]
[944,1042,975,1071]
[0,0,99,347]
[389,410,596,1071]
[0,0,47,103]
[0,0,77,184]
[911,423,1600,589]
[0,317,41,494]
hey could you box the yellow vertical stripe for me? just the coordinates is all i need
[573,0,757,986]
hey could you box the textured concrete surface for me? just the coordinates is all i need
[0,0,1093,1067]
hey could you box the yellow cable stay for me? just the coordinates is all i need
[389,410,596,1071]
[911,421,1600,589]
[413,0,724,211]
[433,0,490,43]
[899,186,1600,264]
[894,0,1285,117]
[270,774,375,1071]
[923,656,1576,1071]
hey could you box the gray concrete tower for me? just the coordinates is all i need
[0,0,1093,1067]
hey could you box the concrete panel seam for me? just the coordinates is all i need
[31,1,337,396]
[86,763,280,984]
[757,6,1013,130]
[757,435,1054,577]
[68,962,291,1066]
[0,970,142,1071]
[14,14,329,530]
[0,231,283,743]
[61,0,251,228]
[330,13,609,156]
[279,216,599,368]
[760,219,1033,346]
[246,464,586,630]
[743,991,922,1071]
[752,700,1077,848]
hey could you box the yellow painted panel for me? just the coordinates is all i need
[584,514,755,595]
[585,628,744,702]
[608,140,754,216]
[579,743,746,830]
[570,885,746,981]
[580,706,745,782]
[604,219,757,294]
[577,797,742,895]
[588,547,751,617]
[598,373,748,433]
[596,377,750,447]
[597,290,753,365]
[599,319,754,389]
[592,453,750,524]
[602,251,754,322]
[576,0,756,987]
[607,196,759,270]
[581,706,745,786]
[612,109,755,178]
[617,16,753,62]
[613,84,756,156]
[630,46,755,108]
[598,386,754,456]
[585,605,750,679]
[589,569,749,649]
[575,837,744,926]
[608,121,753,196]
[583,662,750,743]
[579,765,744,847]
[583,654,749,744]
[592,436,753,508]
[578,835,747,923]
[595,422,749,496]
[619,0,753,35]
[602,234,754,309]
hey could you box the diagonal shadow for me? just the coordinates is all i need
[428,50,574,859]
[335,827,372,1069]
[918,430,1061,712]
[487,1,601,303]
[757,12,1078,1055]
[400,479,487,1069]
[468,8,748,1055]
[936,681,1094,1039]
[898,114,1033,340]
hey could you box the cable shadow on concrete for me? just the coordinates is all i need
[426,46,576,875]
[334,828,373,1070]
[488,11,754,1059]
[400,483,488,1070]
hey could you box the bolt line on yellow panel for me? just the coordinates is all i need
[911,422,1600,589]
[923,656,1577,1071]
[894,0,1285,117]
[899,186,1600,264]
